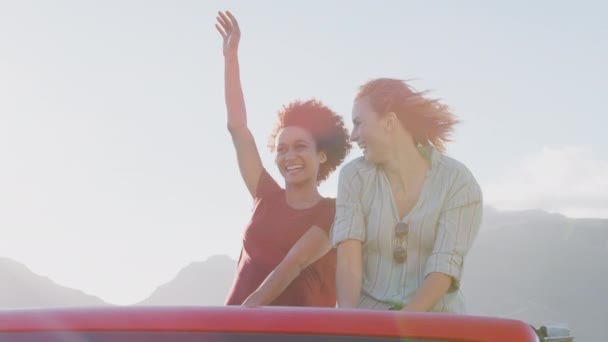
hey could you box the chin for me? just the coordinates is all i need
[284,175,315,187]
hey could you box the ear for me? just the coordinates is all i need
[318,151,328,164]
[384,112,399,132]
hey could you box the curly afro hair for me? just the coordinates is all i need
[268,99,351,184]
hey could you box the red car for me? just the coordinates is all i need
[0,306,565,341]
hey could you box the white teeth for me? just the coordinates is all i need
[286,165,303,171]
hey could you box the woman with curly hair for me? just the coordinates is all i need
[215,11,351,307]
[332,78,482,313]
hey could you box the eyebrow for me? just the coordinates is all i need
[277,139,311,147]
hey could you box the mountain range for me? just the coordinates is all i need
[2,207,606,341]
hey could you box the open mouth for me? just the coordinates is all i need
[285,165,304,174]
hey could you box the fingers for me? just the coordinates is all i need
[215,15,229,37]
[215,23,227,39]
[216,10,239,39]
[217,11,231,31]
[225,11,240,34]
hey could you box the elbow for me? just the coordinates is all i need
[280,257,307,278]
[426,272,454,295]
[293,257,308,275]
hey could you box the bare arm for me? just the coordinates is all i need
[335,239,362,308]
[216,11,263,198]
[401,272,452,312]
[241,226,332,306]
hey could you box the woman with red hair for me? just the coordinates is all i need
[332,78,482,313]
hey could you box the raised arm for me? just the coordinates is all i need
[215,11,263,198]
[241,226,332,306]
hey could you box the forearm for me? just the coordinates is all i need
[336,241,362,308]
[242,261,301,306]
[402,272,452,312]
[336,266,361,308]
[224,56,248,131]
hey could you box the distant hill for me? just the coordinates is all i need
[464,208,608,342]
[0,258,106,308]
[141,208,606,341]
[2,208,606,341]
[137,254,236,306]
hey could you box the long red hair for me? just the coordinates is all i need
[356,78,458,153]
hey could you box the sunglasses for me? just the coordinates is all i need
[393,222,409,263]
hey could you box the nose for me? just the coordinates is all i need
[283,148,297,161]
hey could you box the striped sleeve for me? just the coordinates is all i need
[424,174,483,292]
[330,162,366,246]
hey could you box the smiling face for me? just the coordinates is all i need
[350,96,392,164]
[274,126,327,186]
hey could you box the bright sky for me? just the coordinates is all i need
[1,1,606,305]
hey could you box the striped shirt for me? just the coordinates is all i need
[330,146,482,313]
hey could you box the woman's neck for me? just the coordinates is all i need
[383,140,430,191]
[285,181,322,209]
